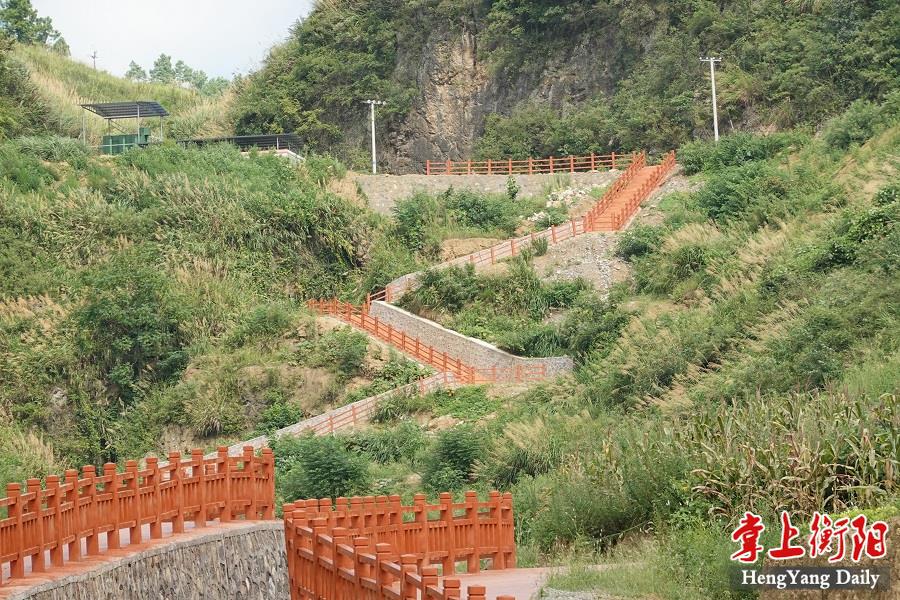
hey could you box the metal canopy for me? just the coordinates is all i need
[80,101,169,120]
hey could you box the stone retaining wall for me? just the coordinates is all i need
[5,522,288,600]
[353,171,619,214]
[368,301,573,379]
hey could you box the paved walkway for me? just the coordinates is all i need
[455,567,553,599]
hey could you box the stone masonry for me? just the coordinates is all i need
[352,171,620,214]
[4,522,288,600]
[367,301,573,379]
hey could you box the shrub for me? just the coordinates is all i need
[226,302,298,349]
[303,327,369,380]
[12,135,90,168]
[694,161,788,221]
[272,434,369,501]
[615,224,665,259]
[72,247,190,404]
[344,421,427,464]
[369,391,434,423]
[678,132,801,175]
[0,143,55,191]
[822,100,885,149]
[422,425,486,492]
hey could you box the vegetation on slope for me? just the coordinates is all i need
[233,0,899,161]
[0,137,425,475]
[269,104,899,598]
[13,44,233,143]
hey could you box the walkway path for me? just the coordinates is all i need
[455,567,553,599]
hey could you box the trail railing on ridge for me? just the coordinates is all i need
[308,299,548,385]
[425,151,631,176]
[374,151,676,302]
[0,447,275,590]
[214,371,459,458]
[284,490,516,599]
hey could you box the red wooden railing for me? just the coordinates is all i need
[307,299,548,385]
[284,490,516,600]
[425,152,631,176]
[374,151,677,303]
[0,447,275,587]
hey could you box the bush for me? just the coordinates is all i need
[822,99,887,150]
[72,246,190,404]
[226,303,298,349]
[0,143,55,191]
[678,132,802,175]
[11,135,90,168]
[303,327,369,380]
[694,161,789,221]
[422,425,486,492]
[272,434,369,501]
[344,421,427,464]
[615,224,665,259]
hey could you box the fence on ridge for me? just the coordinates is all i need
[284,490,516,599]
[425,152,631,176]
[0,447,275,588]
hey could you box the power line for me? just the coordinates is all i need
[700,56,722,142]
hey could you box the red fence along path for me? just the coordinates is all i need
[375,151,676,302]
[308,299,548,385]
[284,490,516,599]
[425,152,631,176]
[0,446,275,589]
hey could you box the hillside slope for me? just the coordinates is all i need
[14,44,233,144]
[231,0,899,172]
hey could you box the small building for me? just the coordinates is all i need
[80,101,169,155]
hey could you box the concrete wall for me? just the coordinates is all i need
[353,171,619,214]
[368,301,573,379]
[6,522,288,600]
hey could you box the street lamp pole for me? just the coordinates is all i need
[363,99,385,174]
[700,56,722,142]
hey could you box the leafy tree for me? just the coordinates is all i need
[124,60,147,81]
[149,53,175,83]
[50,36,68,56]
[0,0,59,45]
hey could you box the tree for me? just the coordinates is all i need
[125,60,147,82]
[174,59,193,85]
[0,0,59,45]
[50,36,68,56]
[149,53,175,83]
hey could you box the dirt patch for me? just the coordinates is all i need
[630,171,700,228]
[441,237,502,260]
[530,232,620,296]
[328,173,366,207]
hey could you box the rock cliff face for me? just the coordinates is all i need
[386,24,618,173]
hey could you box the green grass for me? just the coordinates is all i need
[13,44,232,144]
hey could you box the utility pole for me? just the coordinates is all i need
[363,99,385,174]
[90,50,98,70]
[700,56,722,142]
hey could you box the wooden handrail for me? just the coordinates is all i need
[284,490,516,600]
[424,152,632,176]
[0,447,276,587]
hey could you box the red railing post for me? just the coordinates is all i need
[528,157,533,174]
[168,451,185,533]
[192,449,207,528]
[508,158,512,174]
[549,156,554,173]
[125,461,142,545]
[64,469,82,561]
[82,464,99,555]
[487,159,492,175]
[44,476,61,567]
[103,462,121,549]
[445,159,451,175]
[590,152,596,171]
[425,160,430,176]
[570,155,575,173]
[611,151,617,169]
[6,483,25,578]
